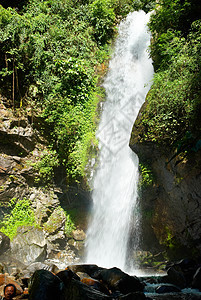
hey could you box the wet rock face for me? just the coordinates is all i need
[129,104,201,257]
[29,268,112,300]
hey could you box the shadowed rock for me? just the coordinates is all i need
[96,267,144,294]
[29,269,63,300]
[192,267,201,291]
[166,266,186,288]
[29,269,112,300]
[56,269,80,285]
[118,292,146,300]
[81,277,110,295]
[156,285,181,294]
[62,278,112,300]
[0,232,10,255]
[68,264,104,279]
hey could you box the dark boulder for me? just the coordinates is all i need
[156,284,181,294]
[166,258,198,286]
[147,294,201,300]
[192,267,201,291]
[29,269,63,300]
[62,278,112,300]
[96,267,144,294]
[29,268,112,300]
[68,264,103,278]
[166,266,186,288]
[81,277,110,295]
[56,269,80,285]
[118,292,146,299]
[176,258,198,286]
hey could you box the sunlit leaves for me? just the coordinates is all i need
[142,13,201,148]
[89,0,116,44]
[1,0,148,185]
[0,198,36,240]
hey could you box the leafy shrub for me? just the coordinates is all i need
[149,0,201,70]
[0,198,36,240]
[89,0,116,44]
[139,163,153,188]
[32,148,59,185]
[141,10,201,149]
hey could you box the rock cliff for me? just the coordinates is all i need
[129,102,201,259]
[0,98,90,266]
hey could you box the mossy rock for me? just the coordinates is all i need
[43,207,66,234]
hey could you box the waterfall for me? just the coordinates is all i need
[85,10,154,272]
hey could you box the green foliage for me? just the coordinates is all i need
[65,212,76,236]
[88,0,156,42]
[149,0,201,35]
[139,163,153,188]
[140,1,201,151]
[89,0,116,44]
[0,0,157,185]
[144,22,201,144]
[32,148,59,185]
[0,198,36,240]
[110,0,156,16]
[163,226,182,256]
[164,226,174,249]
[149,0,201,70]
[1,0,29,10]
[66,89,102,182]
[0,1,107,184]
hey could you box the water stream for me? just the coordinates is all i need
[85,10,154,272]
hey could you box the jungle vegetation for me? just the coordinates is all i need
[142,0,201,158]
[0,0,153,186]
[0,0,200,186]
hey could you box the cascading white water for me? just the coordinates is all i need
[85,10,154,272]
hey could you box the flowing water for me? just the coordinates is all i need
[85,10,154,272]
